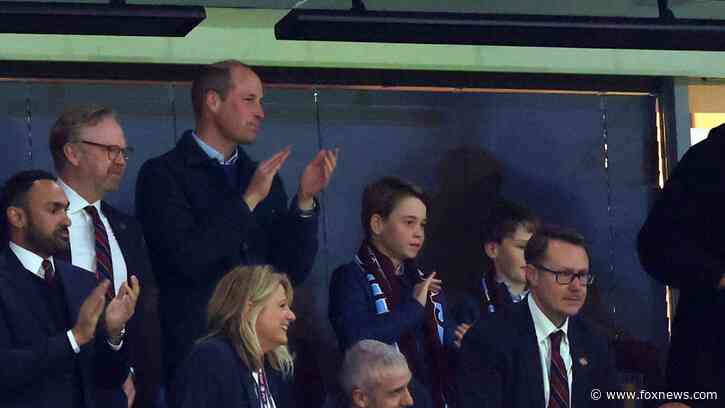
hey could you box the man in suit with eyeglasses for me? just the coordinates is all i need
[456,224,620,408]
[49,106,161,408]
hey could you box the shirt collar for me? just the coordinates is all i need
[192,131,238,165]
[495,275,529,303]
[8,241,54,279]
[57,178,100,215]
[528,294,569,344]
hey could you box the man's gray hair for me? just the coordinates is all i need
[340,339,409,396]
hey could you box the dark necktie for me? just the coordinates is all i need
[42,259,55,285]
[84,205,114,298]
[548,330,570,408]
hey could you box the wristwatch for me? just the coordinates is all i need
[296,197,318,218]
[108,327,126,346]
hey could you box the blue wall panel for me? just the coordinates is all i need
[0,81,663,390]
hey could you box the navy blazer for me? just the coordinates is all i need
[456,299,620,408]
[56,201,162,408]
[638,124,725,400]
[136,131,318,381]
[0,248,129,408]
[173,337,294,408]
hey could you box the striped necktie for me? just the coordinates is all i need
[41,259,55,285]
[548,330,569,408]
[85,205,114,298]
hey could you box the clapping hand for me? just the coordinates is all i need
[72,279,112,346]
[105,276,140,341]
[244,147,292,211]
[298,149,338,209]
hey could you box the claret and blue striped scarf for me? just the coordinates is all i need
[354,241,450,408]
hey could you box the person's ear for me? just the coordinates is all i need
[6,206,27,230]
[206,90,222,113]
[370,214,385,236]
[484,241,499,259]
[63,142,83,167]
[351,388,368,408]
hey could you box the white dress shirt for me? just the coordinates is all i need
[528,295,573,408]
[8,242,81,353]
[59,179,128,295]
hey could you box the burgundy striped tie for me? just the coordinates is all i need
[42,259,55,285]
[548,330,569,408]
[85,205,114,299]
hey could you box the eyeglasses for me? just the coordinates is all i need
[533,264,595,285]
[79,140,134,161]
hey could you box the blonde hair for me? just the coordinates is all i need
[203,265,294,377]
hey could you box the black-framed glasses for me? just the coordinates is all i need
[79,140,134,161]
[533,264,595,285]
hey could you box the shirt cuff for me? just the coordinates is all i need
[107,338,124,351]
[66,330,81,354]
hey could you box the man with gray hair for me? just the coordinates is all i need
[336,339,415,408]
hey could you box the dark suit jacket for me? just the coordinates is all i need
[638,123,725,401]
[173,336,294,408]
[456,300,620,408]
[56,201,162,408]
[136,130,318,382]
[0,248,128,408]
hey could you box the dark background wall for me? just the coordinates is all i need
[0,80,665,390]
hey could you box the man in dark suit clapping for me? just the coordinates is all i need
[0,170,139,408]
[49,106,160,408]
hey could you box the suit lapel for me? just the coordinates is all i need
[0,249,53,332]
[241,364,260,408]
[568,318,592,408]
[516,302,547,407]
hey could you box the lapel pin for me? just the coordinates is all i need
[579,357,589,367]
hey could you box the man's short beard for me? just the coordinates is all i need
[25,211,67,257]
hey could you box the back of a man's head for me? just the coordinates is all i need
[340,340,413,408]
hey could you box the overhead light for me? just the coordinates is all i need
[275,8,725,51]
[0,1,206,37]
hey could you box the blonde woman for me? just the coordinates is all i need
[173,265,296,408]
